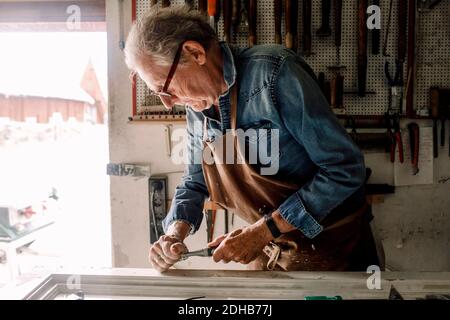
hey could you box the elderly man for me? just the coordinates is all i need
[125,6,380,272]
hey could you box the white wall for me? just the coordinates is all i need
[365,120,450,271]
[106,0,244,269]
[107,1,449,271]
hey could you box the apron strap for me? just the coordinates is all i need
[230,84,238,130]
[322,201,369,232]
[202,83,238,138]
[202,116,208,142]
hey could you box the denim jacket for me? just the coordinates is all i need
[162,42,366,239]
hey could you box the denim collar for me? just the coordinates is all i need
[220,41,237,89]
[201,42,237,131]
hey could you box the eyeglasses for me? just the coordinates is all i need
[150,42,185,98]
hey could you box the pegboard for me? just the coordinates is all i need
[416,4,450,111]
[132,0,450,118]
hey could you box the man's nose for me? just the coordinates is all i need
[159,95,174,110]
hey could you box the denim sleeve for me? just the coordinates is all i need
[273,55,366,239]
[162,107,209,234]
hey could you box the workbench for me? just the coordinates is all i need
[0,221,54,281]
[2,268,449,300]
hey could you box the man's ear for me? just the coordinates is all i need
[182,41,207,65]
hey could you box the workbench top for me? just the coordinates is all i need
[2,267,450,300]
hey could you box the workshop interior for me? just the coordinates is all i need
[0,0,449,300]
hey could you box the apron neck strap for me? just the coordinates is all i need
[203,83,238,136]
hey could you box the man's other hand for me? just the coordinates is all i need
[208,218,273,265]
[148,234,188,272]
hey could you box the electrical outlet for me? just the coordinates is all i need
[149,177,167,243]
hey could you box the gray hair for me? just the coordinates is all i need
[124,5,217,72]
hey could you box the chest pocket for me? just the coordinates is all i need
[240,120,273,144]
[238,120,279,169]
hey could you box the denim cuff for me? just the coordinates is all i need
[278,192,323,239]
[164,219,195,236]
[162,203,203,235]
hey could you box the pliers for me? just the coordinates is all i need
[386,114,404,163]
[385,60,404,114]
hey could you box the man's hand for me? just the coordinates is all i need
[148,234,188,272]
[148,221,191,272]
[208,218,273,264]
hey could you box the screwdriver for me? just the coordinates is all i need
[208,0,217,33]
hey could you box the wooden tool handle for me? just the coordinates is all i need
[406,0,416,117]
[285,0,293,49]
[408,123,420,173]
[330,76,337,108]
[208,0,217,16]
[161,0,170,8]
[274,0,282,44]
[214,0,221,19]
[317,0,332,36]
[223,0,232,42]
[336,74,344,108]
[324,81,331,105]
[232,0,240,27]
[358,0,368,97]
[413,126,419,169]
[334,0,343,47]
[430,87,440,118]
[318,72,326,92]
[321,0,331,30]
[302,0,312,55]
[248,0,257,47]
[433,119,438,158]
[198,0,207,15]
[372,0,380,54]
[285,0,298,51]
[331,74,344,108]
[397,0,408,63]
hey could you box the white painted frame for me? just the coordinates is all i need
[16,268,450,300]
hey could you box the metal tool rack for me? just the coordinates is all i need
[129,0,450,122]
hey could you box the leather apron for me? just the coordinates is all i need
[201,85,380,271]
